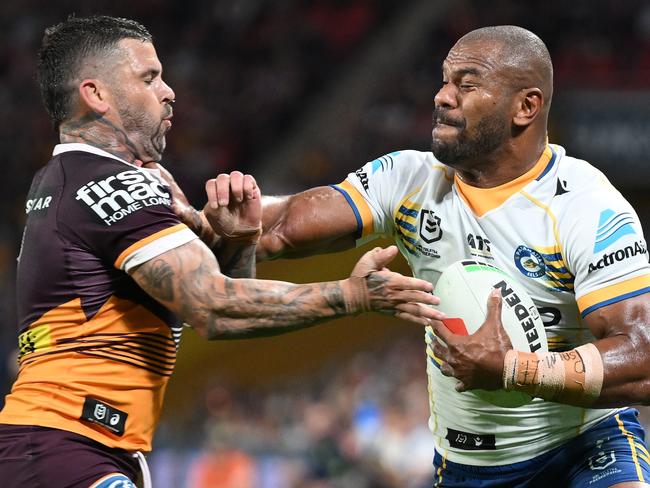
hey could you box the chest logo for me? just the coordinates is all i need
[419,209,442,244]
[514,245,546,278]
[75,169,171,226]
[467,233,493,260]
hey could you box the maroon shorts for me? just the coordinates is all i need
[0,424,140,488]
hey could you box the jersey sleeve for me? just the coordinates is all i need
[61,163,197,273]
[331,150,429,242]
[560,181,650,317]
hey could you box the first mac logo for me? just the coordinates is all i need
[75,170,171,225]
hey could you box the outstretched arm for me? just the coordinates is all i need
[131,240,443,340]
[153,163,360,261]
[258,187,359,260]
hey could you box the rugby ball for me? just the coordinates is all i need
[434,260,548,407]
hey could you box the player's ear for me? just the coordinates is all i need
[78,79,111,116]
[512,88,543,127]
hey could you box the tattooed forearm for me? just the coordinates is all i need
[214,242,256,278]
[201,278,348,339]
[132,239,352,340]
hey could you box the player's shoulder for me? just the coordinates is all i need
[56,146,132,178]
[51,145,172,226]
[550,145,639,234]
[378,149,445,169]
[553,146,618,198]
[362,149,451,183]
[550,145,627,211]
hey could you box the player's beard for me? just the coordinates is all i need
[431,110,507,169]
[115,100,168,163]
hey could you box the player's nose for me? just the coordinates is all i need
[160,79,175,105]
[434,83,457,109]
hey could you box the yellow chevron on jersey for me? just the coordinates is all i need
[338,144,650,466]
[394,191,422,256]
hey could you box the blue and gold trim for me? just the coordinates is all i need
[535,145,557,181]
[578,274,650,317]
[331,181,374,239]
[616,413,646,482]
[425,328,443,369]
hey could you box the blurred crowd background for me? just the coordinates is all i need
[1,0,649,486]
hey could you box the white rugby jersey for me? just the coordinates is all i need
[333,144,650,465]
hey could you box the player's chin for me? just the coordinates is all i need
[154,133,167,153]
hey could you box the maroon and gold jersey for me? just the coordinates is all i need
[0,143,197,452]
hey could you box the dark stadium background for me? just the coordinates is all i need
[1,1,649,486]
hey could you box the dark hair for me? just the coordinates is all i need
[37,15,152,129]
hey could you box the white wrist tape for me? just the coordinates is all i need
[503,343,604,406]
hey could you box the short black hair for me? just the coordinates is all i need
[37,15,152,130]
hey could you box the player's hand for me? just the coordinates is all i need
[351,246,445,326]
[431,289,512,392]
[203,171,262,243]
[141,161,207,238]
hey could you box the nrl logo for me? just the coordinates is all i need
[419,209,442,243]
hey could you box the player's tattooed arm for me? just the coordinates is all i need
[211,241,256,278]
[150,164,260,277]
[131,240,443,339]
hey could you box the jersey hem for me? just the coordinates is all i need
[0,414,151,452]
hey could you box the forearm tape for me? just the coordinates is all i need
[502,343,604,406]
[340,277,371,315]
